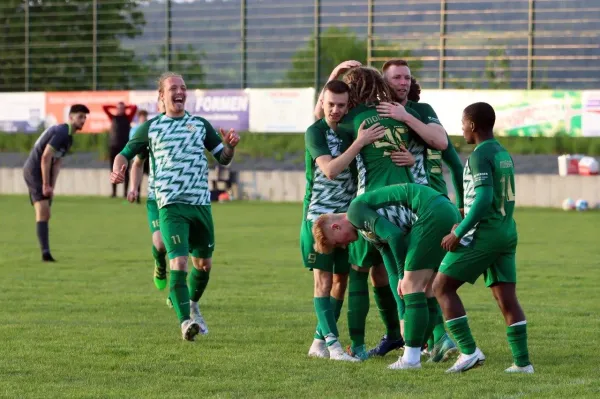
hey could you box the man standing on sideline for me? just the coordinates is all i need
[23,104,90,262]
[103,101,137,198]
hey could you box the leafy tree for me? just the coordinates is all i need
[146,44,206,89]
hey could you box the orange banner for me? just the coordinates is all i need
[45,91,131,133]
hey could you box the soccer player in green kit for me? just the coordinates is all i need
[302,79,385,362]
[111,72,240,341]
[336,66,448,361]
[434,102,533,374]
[312,183,461,370]
[381,59,464,362]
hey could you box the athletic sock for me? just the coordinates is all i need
[432,302,446,343]
[446,315,476,355]
[403,292,428,348]
[347,268,370,348]
[423,297,440,347]
[373,285,401,340]
[315,296,344,340]
[188,268,210,302]
[507,321,530,367]
[169,270,190,323]
[314,297,338,346]
[36,221,50,254]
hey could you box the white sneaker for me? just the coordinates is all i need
[446,347,485,373]
[190,301,208,335]
[308,339,329,358]
[505,364,534,374]
[328,342,360,362]
[181,319,200,341]
[388,357,422,370]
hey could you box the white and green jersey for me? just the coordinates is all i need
[120,113,224,208]
[303,119,357,221]
[358,204,417,246]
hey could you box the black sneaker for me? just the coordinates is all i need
[42,252,56,262]
[367,334,405,357]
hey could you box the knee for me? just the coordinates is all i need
[192,257,212,272]
[432,276,445,298]
[170,256,188,271]
[331,273,348,297]
[153,235,166,253]
[370,264,389,287]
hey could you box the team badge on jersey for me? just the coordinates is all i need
[186,123,197,133]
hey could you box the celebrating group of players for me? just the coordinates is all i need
[300,60,533,374]
[22,58,532,374]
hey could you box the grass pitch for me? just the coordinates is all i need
[0,196,599,398]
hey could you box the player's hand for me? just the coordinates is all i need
[220,128,240,148]
[127,190,139,203]
[331,60,362,78]
[390,145,415,166]
[397,280,403,299]
[42,184,54,198]
[377,102,410,122]
[357,121,386,146]
[110,164,127,184]
[441,229,461,252]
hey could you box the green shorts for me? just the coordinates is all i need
[404,197,462,273]
[439,237,517,287]
[348,234,383,268]
[159,203,215,260]
[146,199,160,233]
[300,220,350,274]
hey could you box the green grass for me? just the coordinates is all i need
[0,197,599,398]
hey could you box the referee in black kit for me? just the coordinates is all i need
[22,104,90,262]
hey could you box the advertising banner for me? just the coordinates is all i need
[191,89,249,132]
[248,88,315,133]
[0,92,45,133]
[420,90,582,137]
[45,91,130,133]
[582,90,600,137]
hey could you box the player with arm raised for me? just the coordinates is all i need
[312,183,461,370]
[434,102,533,374]
[22,104,90,262]
[111,72,240,341]
[303,80,384,362]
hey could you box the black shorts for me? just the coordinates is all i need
[23,169,52,205]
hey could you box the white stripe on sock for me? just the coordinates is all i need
[446,315,468,324]
[509,320,527,327]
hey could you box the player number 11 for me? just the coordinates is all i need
[171,235,181,244]
[499,175,515,216]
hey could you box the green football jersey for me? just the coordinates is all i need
[405,101,443,186]
[303,119,357,221]
[461,139,517,246]
[337,102,419,194]
[120,113,224,208]
[347,183,443,245]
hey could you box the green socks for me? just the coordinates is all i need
[314,296,344,340]
[507,322,530,367]
[314,297,339,345]
[423,297,440,347]
[169,270,190,323]
[189,267,210,302]
[432,302,447,343]
[152,246,167,277]
[348,268,370,348]
[446,316,476,355]
[373,285,401,340]
[403,292,428,348]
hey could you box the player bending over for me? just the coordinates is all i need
[23,104,90,262]
[110,72,240,341]
[302,80,384,362]
[434,102,533,374]
[312,183,461,370]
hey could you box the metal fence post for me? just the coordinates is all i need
[24,0,29,91]
[314,0,321,91]
[367,0,373,66]
[438,0,447,89]
[241,0,247,88]
[527,0,534,89]
[92,0,97,90]
[166,0,172,71]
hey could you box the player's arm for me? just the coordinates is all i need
[42,126,69,189]
[441,135,464,208]
[203,119,239,165]
[50,158,62,188]
[377,103,447,150]
[112,122,150,183]
[127,153,145,202]
[452,154,494,239]
[102,105,116,119]
[308,122,384,180]
[313,60,362,119]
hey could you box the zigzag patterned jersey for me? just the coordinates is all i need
[121,113,224,207]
